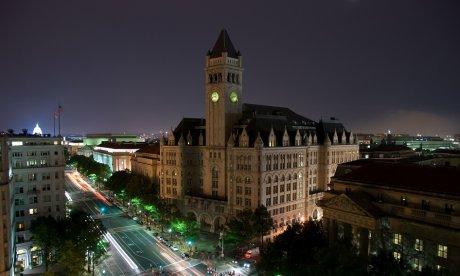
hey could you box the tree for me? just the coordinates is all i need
[58,241,86,275]
[105,170,130,193]
[225,209,255,246]
[30,216,62,272]
[252,205,274,245]
[62,210,107,274]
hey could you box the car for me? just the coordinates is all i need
[180,252,190,259]
[170,245,178,251]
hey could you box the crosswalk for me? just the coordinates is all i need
[109,224,142,234]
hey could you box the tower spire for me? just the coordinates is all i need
[209,29,239,58]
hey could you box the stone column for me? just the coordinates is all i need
[352,225,359,248]
[26,248,32,269]
[359,228,370,257]
[344,223,352,242]
[328,219,337,244]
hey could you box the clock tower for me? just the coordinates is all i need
[205,29,243,147]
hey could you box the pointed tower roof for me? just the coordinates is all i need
[209,29,239,58]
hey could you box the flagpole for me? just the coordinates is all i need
[53,112,56,137]
[58,107,61,137]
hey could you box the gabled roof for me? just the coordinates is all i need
[319,193,385,218]
[208,29,239,59]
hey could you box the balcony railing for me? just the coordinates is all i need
[375,201,459,229]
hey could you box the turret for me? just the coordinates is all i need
[239,127,249,147]
[227,133,235,147]
[333,129,338,144]
[295,129,302,146]
[167,128,175,146]
[254,132,264,149]
[340,131,345,144]
[178,133,185,147]
[282,126,290,147]
[268,126,276,147]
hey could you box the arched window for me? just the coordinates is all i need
[218,73,222,82]
[232,73,235,83]
[274,175,278,182]
[236,74,239,84]
[227,73,231,82]
[281,175,285,182]
[209,74,213,83]
[213,74,218,83]
[267,176,271,184]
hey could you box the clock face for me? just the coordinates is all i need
[211,91,219,102]
[229,91,238,103]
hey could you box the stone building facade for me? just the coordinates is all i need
[7,135,66,270]
[320,160,460,274]
[159,30,359,238]
[131,143,160,182]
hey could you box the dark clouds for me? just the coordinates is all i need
[1,0,459,136]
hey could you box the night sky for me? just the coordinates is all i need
[1,0,459,136]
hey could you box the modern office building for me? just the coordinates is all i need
[8,134,66,270]
[158,29,359,239]
[320,159,460,274]
[0,137,14,275]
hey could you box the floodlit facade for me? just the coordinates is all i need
[320,160,460,275]
[159,30,359,239]
[93,142,147,172]
[0,137,14,275]
[8,135,66,270]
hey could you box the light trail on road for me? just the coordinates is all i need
[68,172,112,206]
[66,171,206,275]
[104,232,140,274]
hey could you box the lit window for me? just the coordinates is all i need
[415,239,423,251]
[393,233,402,245]
[393,251,401,261]
[437,244,448,258]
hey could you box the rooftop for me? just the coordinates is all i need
[333,160,460,197]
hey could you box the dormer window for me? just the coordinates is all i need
[421,200,430,211]
[400,196,408,206]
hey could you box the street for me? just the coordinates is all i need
[65,171,206,276]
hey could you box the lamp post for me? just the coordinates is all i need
[219,231,224,258]
[187,240,193,254]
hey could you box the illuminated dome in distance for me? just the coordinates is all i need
[33,123,43,136]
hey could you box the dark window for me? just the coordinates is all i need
[421,200,430,211]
